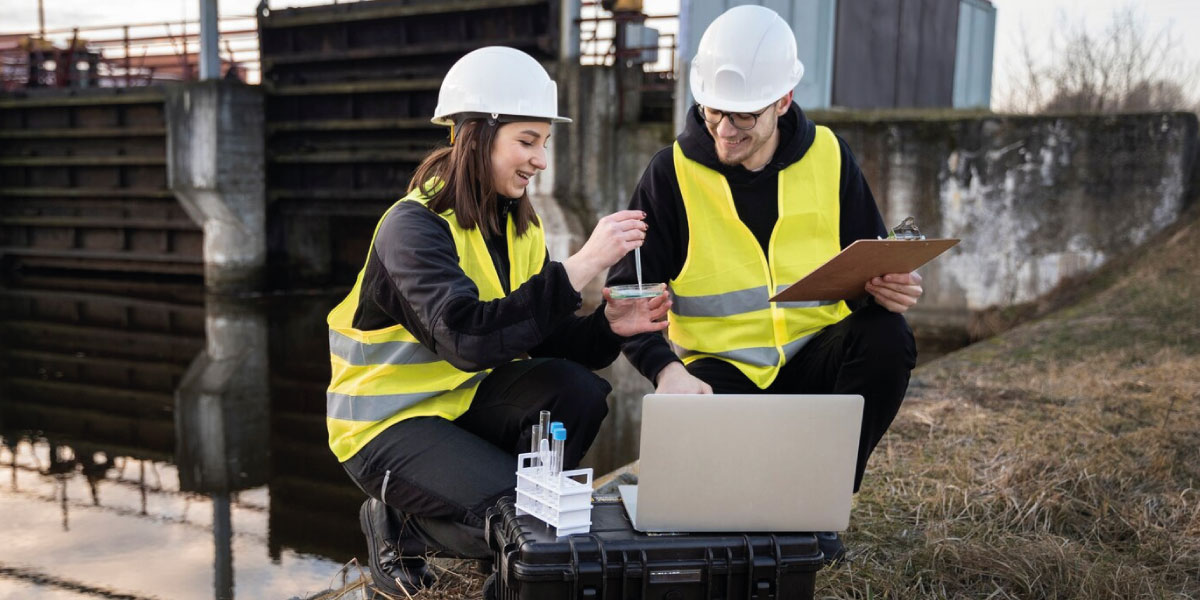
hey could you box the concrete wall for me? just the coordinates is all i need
[814,110,1198,335]
[550,63,676,252]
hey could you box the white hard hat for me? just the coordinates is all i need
[689,5,805,113]
[432,46,571,126]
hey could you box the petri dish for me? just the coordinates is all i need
[608,283,666,299]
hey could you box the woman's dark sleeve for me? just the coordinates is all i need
[373,203,588,372]
[528,285,624,369]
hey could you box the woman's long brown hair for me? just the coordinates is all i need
[407,119,540,237]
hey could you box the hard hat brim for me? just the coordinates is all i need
[431,113,572,127]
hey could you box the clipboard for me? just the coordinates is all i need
[770,238,960,302]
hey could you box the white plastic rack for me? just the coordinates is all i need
[514,451,594,537]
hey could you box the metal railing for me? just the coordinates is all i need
[1,15,260,90]
[577,0,677,78]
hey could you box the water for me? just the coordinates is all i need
[0,276,366,600]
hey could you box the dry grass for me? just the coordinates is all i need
[301,557,485,600]
[820,211,1200,599]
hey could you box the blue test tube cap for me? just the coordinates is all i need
[552,427,566,441]
[550,422,564,433]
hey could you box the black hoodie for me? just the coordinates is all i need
[350,195,623,373]
[606,104,887,384]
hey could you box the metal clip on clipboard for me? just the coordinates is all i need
[884,216,926,240]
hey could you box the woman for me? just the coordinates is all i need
[325,46,670,596]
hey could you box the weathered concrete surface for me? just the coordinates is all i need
[166,81,266,292]
[816,110,1199,336]
[551,64,675,252]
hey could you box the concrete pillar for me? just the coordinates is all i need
[166,81,266,292]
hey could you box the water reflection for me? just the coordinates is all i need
[0,276,362,599]
[0,274,661,598]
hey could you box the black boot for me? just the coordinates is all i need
[359,498,437,595]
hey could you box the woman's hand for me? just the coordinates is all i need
[562,210,647,291]
[603,287,671,337]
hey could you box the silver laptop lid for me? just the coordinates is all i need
[631,394,863,532]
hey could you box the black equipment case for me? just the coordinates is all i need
[485,496,823,600]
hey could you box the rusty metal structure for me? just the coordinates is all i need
[577,0,676,122]
[0,88,204,275]
[258,0,560,283]
[2,0,564,283]
[0,17,258,90]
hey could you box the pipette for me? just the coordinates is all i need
[635,247,643,291]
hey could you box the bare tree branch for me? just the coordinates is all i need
[1004,2,1198,114]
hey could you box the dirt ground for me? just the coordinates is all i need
[818,207,1200,599]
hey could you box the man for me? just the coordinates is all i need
[607,5,922,563]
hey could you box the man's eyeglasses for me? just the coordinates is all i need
[698,104,771,131]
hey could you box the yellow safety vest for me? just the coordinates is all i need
[326,185,546,462]
[668,126,851,388]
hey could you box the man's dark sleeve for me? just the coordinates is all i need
[836,135,887,311]
[837,135,887,247]
[606,148,686,384]
[374,205,588,372]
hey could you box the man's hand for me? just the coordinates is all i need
[654,361,713,394]
[603,288,671,337]
[865,271,923,313]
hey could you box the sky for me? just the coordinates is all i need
[0,0,1198,107]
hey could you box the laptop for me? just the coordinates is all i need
[619,394,863,533]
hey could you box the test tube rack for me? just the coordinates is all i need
[513,451,593,537]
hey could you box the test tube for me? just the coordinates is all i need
[550,427,566,483]
[538,411,551,445]
[530,423,543,454]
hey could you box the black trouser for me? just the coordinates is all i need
[687,303,916,492]
[341,358,612,558]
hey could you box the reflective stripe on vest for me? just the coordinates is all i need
[671,284,841,317]
[667,126,851,388]
[327,371,489,422]
[328,328,440,366]
[674,333,817,367]
[325,183,547,462]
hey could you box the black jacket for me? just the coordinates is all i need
[352,199,623,372]
[606,104,887,384]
